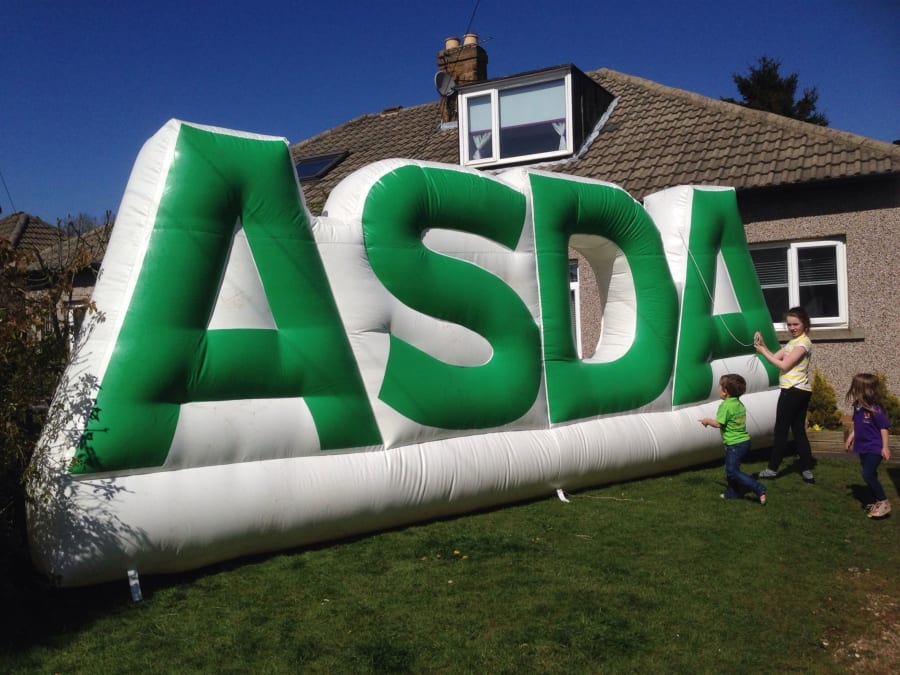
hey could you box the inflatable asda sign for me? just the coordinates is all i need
[29,120,780,586]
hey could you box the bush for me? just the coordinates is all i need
[807,369,842,430]
[0,214,111,589]
[875,372,900,433]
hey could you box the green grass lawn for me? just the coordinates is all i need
[2,453,898,674]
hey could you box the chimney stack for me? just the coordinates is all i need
[437,33,488,122]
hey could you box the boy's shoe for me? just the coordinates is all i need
[868,500,892,519]
[864,503,876,514]
[759,493,767,506]
[801,470,815,484]
[757,468,777,479]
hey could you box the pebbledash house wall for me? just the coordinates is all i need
[740,176,900,405]
[575,175,900,408]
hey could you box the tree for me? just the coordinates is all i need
[722,55,828,126]
[0,213,111,590]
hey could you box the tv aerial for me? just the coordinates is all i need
[434,71,457,97]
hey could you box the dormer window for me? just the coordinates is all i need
[457,65,613,168]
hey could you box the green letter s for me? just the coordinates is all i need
[362,164,542,429]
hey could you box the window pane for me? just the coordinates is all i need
[466,95,494,160]
[750,247,787,286]
[797,246,837,283]
[499,80,565,126]
[798,246,839,317]
[467,95,492,131]
[498,80,566,158]
[760,287,790,323]
[750,247,788,322]
[569,286,578,341]
[295,151,349,181]
[296,156,333,178]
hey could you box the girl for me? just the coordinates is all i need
[753,306,815,483]
[844,373,892,518]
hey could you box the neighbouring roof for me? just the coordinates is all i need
[0,211,112,271]
[291,67,900,212]
[0,212,63,253]
[32,221,112,270]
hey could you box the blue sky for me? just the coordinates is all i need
[3,0,897,224]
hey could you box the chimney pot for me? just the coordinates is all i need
[444,36,460,49]
[462,33,478,46]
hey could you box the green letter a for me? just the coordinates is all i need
[72,123,381,474]
[668,188,779,406]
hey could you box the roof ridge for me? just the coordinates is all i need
[595,68,900,158]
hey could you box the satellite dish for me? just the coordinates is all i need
[434,71,457,97]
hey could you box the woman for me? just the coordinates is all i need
[753,306,815,483]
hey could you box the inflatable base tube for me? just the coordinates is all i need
[29,391,776,586]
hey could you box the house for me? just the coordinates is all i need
[0,212,111,282]
[290,35,900,398]
[0,211,112,343]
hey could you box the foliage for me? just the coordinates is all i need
[807,369,842,430]
[722,55,829,126]
[1,457,897,673]
[0,213,111,593]
[875,372,900,432]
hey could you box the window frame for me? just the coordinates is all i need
[749,239,848,330]
[458,70,574,168]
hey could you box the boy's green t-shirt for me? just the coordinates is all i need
[716,396,750,446]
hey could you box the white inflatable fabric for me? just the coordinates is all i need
[27,120,780,586]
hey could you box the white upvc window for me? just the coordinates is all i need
[749,240,848,329]
[459,72,573,167]
[569,259,582,358]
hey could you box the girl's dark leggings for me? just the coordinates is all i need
[859,452,887,502]
[768,386,813,472]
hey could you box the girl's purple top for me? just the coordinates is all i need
[851,404,890,455]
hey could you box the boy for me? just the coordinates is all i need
[700,374,767,505]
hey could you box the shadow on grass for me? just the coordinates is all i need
[886,465,900,496]
[848,464,899,512]
[0,555,129,655]
[847,484,878,510]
